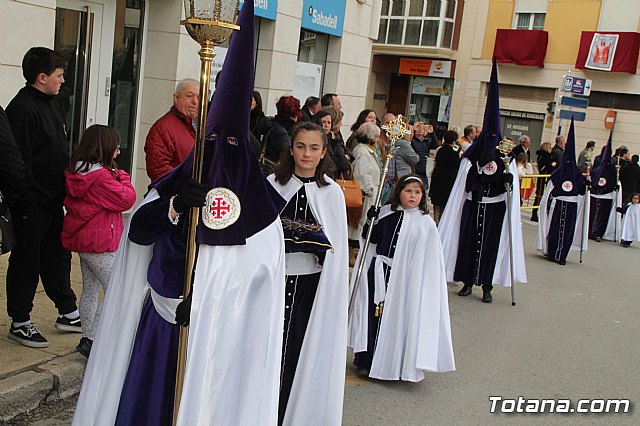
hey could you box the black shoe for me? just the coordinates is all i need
[458,283,473,297]
[558,259,566,265]
[595,236,602,242]
[8,322,49,348]
[76,337,93,358]
[356,368,370,377]
[482,290,493,303]
[55,315,82,333]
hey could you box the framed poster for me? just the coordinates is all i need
[585,33,618,71]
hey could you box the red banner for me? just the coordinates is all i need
[493,29,548,68]
[575,32,640,75]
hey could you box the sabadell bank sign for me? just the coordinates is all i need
[301,0,346,37]
[239,0,278,20]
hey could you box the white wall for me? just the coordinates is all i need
[0,0,56,106]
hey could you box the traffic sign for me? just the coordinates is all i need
[563,76,592,96]
[604,110,616,130]
[560,96,589,109]
[558,110,586,121]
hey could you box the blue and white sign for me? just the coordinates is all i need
[239,0,278,21]
[562,76,592,96]
[301,0,346,37]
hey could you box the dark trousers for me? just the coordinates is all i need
[279,273,320,425]
[6,203,76,322]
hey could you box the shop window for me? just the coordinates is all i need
[376,0,457,48]
[296,30,329,100]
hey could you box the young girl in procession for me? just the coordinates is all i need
[61,125,136,357]
[349,174,455,382]
[267,121,349,426]
[619,193,640,247]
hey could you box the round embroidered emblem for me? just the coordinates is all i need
[482,161,498,175]
[561,181,573,192]
[202,188,241,230]
[598,177,607,186]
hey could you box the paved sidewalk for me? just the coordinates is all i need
[0,253,87,421]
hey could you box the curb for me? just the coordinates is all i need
[0,353,86,421]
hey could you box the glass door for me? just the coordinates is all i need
[55,0,109,155]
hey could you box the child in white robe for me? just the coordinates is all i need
[349,174,455,382]
[620,193,640,247]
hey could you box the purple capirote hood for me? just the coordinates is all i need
[150,0,285,246]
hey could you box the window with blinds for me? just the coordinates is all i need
[598,0,640,32]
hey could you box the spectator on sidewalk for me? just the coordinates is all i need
[512,135,531,162]
[144,78,199,181]
[321,93,342,111]
[411,121,439,189]
[5,47,81,348]
[577,140,596,172]
[459,125,476,152]
[300,96,321,122]
[61,125,136,358]
[429,130,460,224]
[620,152,640,205]
[551,135,565,167]
[0,105,30,218]
[347,109,377,151]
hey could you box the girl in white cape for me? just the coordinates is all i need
[267,121,349,426]
[349,174,455,382]
[620,193,640,247]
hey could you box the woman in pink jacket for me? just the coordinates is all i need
[62,125,136,357]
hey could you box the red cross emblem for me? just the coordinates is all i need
[485,163,495,172]
[210,197,231,219]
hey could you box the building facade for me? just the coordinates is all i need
[367,0,640,155]
[0,0,380,201]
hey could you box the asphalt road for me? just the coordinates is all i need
[6,220,639,425]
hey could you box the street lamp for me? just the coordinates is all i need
[174,1,240,423]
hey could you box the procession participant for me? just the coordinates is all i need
[73,3,288,425]
[349,174,455,381]
[536,119,589,265]
[268,121,349,426]
[588,134,620,242]
[439,62,527,303]
[439,60,527,303]
[619,193,640,247]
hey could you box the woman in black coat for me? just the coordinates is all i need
[429,130,460,224]
[530,141,556,221]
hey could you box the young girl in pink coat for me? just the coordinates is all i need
[61,125,136,357]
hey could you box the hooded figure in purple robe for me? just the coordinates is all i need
[589,133,620,241]
[73,3,287,425]
[439,59,527,303]
[536,119,589,265]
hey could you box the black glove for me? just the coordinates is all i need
[173,179,208,214]
[615,184,620,191]
[616,207,624,214]
[504,172,513,185]
[584,180,591,189]
[175,291,192,327]
[367,205,380,219]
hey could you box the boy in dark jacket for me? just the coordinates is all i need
[5,47,80,348]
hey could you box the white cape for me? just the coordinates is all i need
[74,189,286,426]
[349,206,455,381]
[535,181,590,256]
[438,158,527,286]
[267,174,349,426]
[621,203,640,241]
